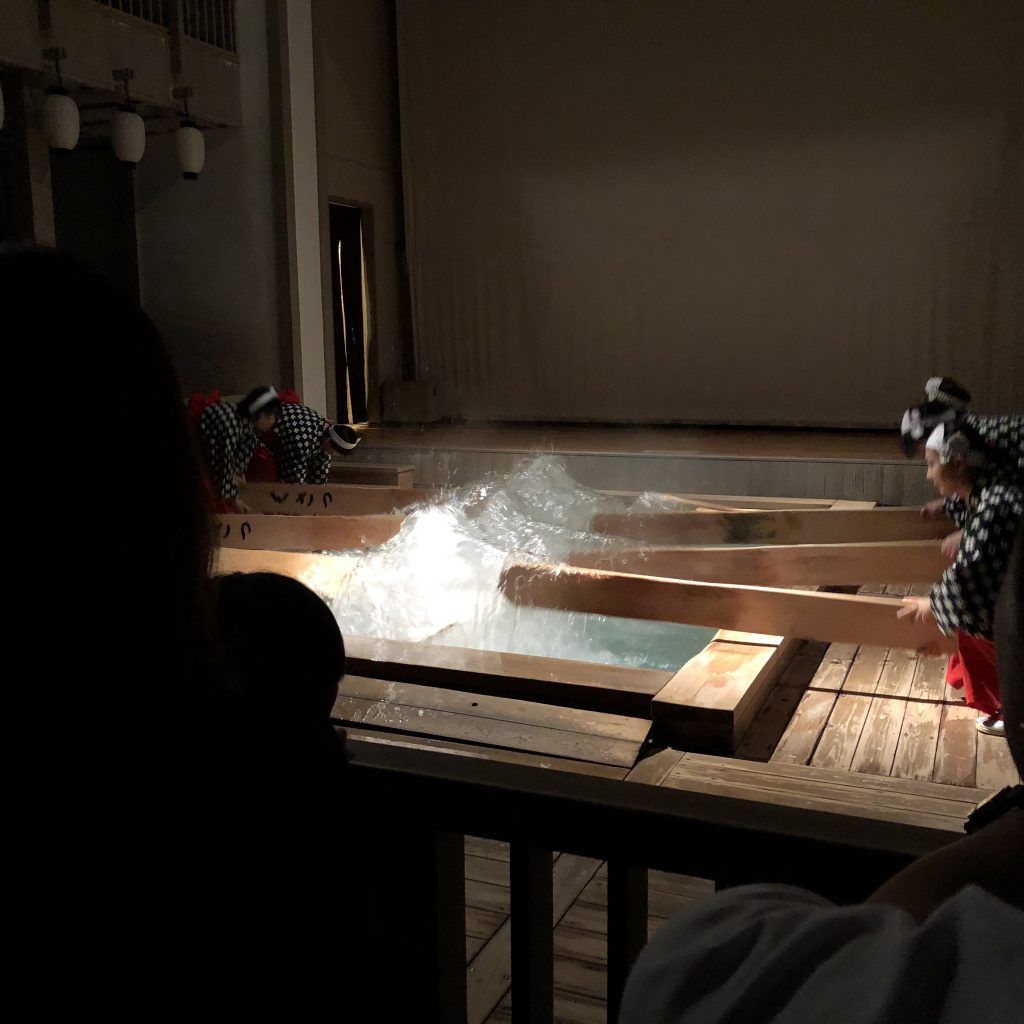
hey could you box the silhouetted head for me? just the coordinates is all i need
[212,572,345,719]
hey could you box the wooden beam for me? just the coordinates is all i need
[239,482,430,515]
[590,508,952,546]
[499,563,955,653]
[213,547,358,598]
[344,636,673,718]
[216,513,403,551]
[566,540,948,586]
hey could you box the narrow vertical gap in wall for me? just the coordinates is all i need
[329,201,369,424]
[386,0,416,381]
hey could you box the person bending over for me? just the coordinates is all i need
[198,385,281,510]
[900,376,1023,559]
[897,419,1022,735]
[272,400,361,485]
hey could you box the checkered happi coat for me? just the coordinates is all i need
[274,402,331,485]
[931,480,1024,638]
[198,400,256,499]
[942,414,1024,527]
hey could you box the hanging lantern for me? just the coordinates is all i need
[43,90,80,150]
[176,121,205,180]
[111,107,146,164]
[41,47,79,150]
[110,68,144,165]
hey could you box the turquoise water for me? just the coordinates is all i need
[321,456,715,672]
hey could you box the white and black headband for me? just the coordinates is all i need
[325,423,361,453]
[925,423,985,467]
[247,386,278,415]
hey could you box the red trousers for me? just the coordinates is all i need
[946,632,1001,718]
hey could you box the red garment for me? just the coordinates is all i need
[945,633,1001,717]
[278,389,301,404]
[187,389,221,423]
[213,496,239,515]
[247,441,280,483]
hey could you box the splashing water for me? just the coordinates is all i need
[322,456,713,671]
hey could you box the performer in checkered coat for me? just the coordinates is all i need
[198,385,281,507]
[273,402,361,485]
[900,376,1023,561]
[898,418,1024,735]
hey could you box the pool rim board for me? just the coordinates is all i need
[212,492,870,754]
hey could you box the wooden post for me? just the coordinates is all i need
[510,845,554,1024]
[607,862,648,1022]
[345,825,467,1023]
[590,507,952,546]
[500,563,955,653]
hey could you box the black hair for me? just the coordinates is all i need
[212,572,346,718]
[4,244,229,869]
[238,385,282,421]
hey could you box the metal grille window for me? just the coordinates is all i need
[91,1,237,54]
[92,0,171,28]
[181,0,237,53]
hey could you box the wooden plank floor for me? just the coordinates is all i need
[467,836,714,1024]
[742,585,1020,790]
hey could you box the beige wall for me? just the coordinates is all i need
[396,0,1024,425]
[313,0,408,421]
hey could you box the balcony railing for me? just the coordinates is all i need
[92,0,237,54]
[341,734,971,1024]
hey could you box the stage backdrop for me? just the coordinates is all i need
[395,0,1023,426]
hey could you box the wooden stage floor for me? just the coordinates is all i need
[362,423,899,461]
[347,423,931,505]
[462,583,1020,1024]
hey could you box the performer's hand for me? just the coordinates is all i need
[897,597,933,625]
[921,498,946,519]
[940,529,963,561]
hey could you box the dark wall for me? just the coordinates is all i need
[0,71,35,243]
[50,143,139,301]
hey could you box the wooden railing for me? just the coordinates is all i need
[340,734,971,1024]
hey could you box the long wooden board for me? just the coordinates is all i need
[216,513,403,550]
[500,563,955,653]
[590,507,951,545]
[567,540,947,586]
[346,636,673,717]
[239,482,431,515]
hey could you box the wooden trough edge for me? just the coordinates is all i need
[216,513,403,551]
[500,562,955,654]
[566,540,948,586]
[591,507,952,546]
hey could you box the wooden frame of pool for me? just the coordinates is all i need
[215,486,878,753]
